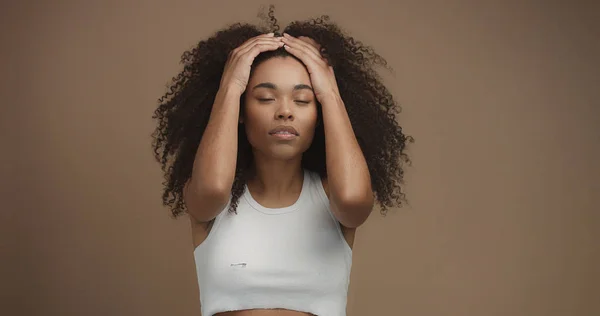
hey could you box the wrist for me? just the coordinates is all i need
[217,85,243,100]
[318,92,343,106]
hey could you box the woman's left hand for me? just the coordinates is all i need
[281,33,341,103]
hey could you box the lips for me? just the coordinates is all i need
[268,125,299,136]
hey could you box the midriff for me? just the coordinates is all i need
[214,309,315,316]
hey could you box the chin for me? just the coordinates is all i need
[266,147,303,161]
[259,141,312,160]
[248,135,312,161]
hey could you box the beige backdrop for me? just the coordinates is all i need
[1,0,599,315]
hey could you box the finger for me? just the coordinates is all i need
[283,34,320,51]
[282,43,327,69]
[234,36,281,55]
[282,44,315,67]
[236,39,283,58]
[281,35,326,65]
[282,34,323,58]
[232,34,280,56]
[298,36,322,51]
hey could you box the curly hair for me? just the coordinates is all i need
[152,5,413,219]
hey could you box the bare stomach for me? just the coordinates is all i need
[214,309,315,316]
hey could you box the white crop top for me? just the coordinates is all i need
[193,169,353,316]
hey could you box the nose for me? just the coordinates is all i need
[275,101,294,121]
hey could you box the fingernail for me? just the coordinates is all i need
[283,33,290,37]
[267,32,274,36]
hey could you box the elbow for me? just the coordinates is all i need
[188,176,231,199]
[332,191,375,228]
[183,179,230,222]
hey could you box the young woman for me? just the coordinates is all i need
[152,7,412,316]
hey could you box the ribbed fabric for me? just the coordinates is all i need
[193,169,353,316]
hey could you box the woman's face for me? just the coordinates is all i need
[242,56,318,161]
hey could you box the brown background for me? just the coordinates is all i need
[1,0,599,315]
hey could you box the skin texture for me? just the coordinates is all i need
[152,14,412,219]
[244,57,317,170]
[241,56,318,210]
[151,7,412,316]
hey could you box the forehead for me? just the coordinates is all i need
[249,57,311,88]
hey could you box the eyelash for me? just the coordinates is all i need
[258,98,310,104]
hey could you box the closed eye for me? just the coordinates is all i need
[258,98,310,104]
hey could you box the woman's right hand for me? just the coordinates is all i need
[219,33,284,96]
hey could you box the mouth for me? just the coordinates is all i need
[269,126,298,135]
[270,132,297,140]
[268,125,299,140]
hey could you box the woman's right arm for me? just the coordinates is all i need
[183,87,241,223]
[183,33,283,223]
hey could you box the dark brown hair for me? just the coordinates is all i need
[152,5,413,218]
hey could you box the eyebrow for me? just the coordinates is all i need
[251,82,313,92]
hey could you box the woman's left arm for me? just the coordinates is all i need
[282,33,374,228]
[320,94,375,228]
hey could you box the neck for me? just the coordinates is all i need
[247,152,304,199]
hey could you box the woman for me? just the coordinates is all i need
[152,7,412,316]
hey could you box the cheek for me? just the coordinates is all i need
[243,106,269,139]
[306,107,319,130]
[299,108,319,142]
